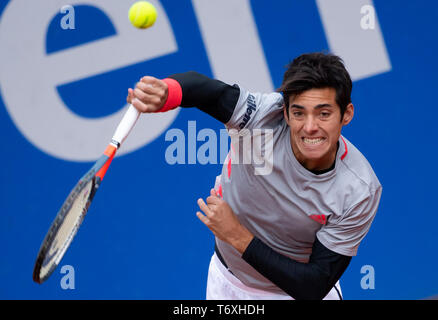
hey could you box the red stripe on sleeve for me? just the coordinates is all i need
[156,78,182,113]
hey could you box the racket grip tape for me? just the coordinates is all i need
[111,104,140,147]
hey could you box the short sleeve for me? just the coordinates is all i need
[316,186,382,256]
[225,87,284,131]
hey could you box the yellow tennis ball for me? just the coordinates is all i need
[128,1,157,29]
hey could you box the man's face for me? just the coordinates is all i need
[284,87,354,171]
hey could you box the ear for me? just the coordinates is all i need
[283,104,289,122]
[342,103,354,126]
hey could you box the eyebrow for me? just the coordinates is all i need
[291,103,333,109]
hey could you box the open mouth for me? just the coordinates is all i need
[302,137,326,145]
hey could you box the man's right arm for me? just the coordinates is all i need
[127,71,240,124]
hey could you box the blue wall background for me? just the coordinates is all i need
[1,0,437,299]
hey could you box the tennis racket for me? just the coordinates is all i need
[33,105,140,284]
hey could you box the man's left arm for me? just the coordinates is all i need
[197,189,352,300]
[242,236,351,300]
[246,186,382,299]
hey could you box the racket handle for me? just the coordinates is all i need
[111,104,141,148]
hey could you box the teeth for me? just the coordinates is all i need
[303,137,325,144]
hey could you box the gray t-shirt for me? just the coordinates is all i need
[215,87,382,293]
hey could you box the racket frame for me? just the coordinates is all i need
[33,105,140,284]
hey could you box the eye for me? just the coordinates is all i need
[320,111,331,118]
[292,111,303,117]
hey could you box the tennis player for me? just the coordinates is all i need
[127,52,382,300]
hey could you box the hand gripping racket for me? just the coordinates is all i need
[33,105,140,284]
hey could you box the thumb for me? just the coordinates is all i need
[127,88,134,104]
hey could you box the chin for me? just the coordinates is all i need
[300,143,329,157]
[297,145,332,167]
[302,151,327,162]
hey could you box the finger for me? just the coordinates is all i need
[141,76,167,89]
[134,80,165,103]
[206,195,221,205]
[197,198,213,217]
[133,87,150,102]
[140,75,157,84]
[136,81,158,94]
[140,77,168,96]
[211,188,221,198]
[207,188,222,204]
[137,82,167,105]
[127,88,134,104]
[196,211,209,225]
[132,88,161,108]
[131,97,153,113]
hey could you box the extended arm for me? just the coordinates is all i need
[127,71,239,123]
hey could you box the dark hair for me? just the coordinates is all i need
[277,52,352,119]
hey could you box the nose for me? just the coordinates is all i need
[303,115,318,134]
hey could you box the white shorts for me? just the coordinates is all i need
[206,253,343,300]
